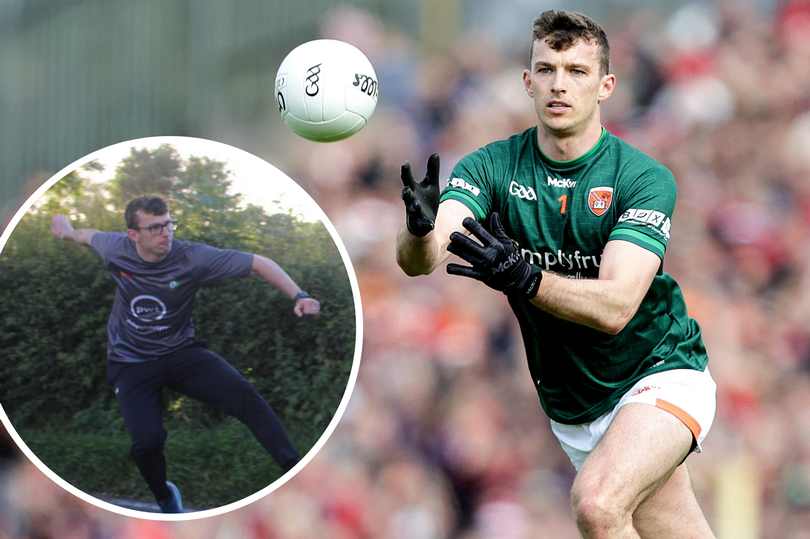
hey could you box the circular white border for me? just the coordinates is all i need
[0,136,364,521]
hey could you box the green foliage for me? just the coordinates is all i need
[0,145,356,504]
[0,211,115,426]
[23,416,326,509]
[111,144,183,202]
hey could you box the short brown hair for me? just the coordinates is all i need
[125,195,169,229]
[531,10,610,76]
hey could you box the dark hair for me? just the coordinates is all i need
[125,195,169,229]
[531,10,610,76]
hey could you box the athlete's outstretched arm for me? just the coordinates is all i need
[530,239,660,334]
[447,216,659,334]
[397,153,473,276]
[396,199,474,276]
[250,254,320,317]
[51,215,99,246]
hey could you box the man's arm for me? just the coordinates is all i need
[250,254,320,317]
[396,199,474,276]
[397,153,476,276]
[530,239,660,335]
[51,215,99,246]
[447,217,660,335]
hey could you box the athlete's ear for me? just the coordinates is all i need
[126,228,139,242]
[523,69,533,98]
[598,73,616,103]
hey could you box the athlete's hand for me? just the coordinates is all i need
[51,214,74,240]
[401,153,441,237]
[446,213,542,300]
[294,297,320,317]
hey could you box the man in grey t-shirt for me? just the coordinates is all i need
[52,195,320,513]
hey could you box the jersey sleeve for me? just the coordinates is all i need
[90,232,127,266]
[439,149,495,221]
[609,165,676,261]
[187,244,254,284]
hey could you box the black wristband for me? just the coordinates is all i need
[293,291,309,302]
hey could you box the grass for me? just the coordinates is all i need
[21,416,322,510]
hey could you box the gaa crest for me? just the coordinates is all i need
[588,187,613,216]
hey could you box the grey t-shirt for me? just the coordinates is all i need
[91,232,254,362]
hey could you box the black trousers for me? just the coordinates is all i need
[106,342,299,501]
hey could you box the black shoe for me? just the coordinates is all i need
[156,481,184,513]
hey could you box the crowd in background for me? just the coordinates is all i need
[4,1,810,537]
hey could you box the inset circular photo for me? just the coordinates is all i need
[0,137,361,520]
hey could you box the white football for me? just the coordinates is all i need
[274,39,378,142]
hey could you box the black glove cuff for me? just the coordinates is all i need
[519,267,543,300]
[406,220,434,237]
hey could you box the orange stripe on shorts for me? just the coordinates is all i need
[656,398,701,440]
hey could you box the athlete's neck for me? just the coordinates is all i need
[536,122,605,162]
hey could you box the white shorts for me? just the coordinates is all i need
[550,368,717,471]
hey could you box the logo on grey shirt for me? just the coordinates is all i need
[130,295,167,321]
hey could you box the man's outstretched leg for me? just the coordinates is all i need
[167,346,300,472]
[570,403,714,538]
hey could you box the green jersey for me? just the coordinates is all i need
[441,126,708,424]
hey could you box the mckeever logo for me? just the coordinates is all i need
[547,176,577,188]
[305,64,322,97]
[130,295,167,321]
[493,252,521,275]
[509,181,537,200]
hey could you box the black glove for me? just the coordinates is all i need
[446,213,542,300]
[401,153,441,237]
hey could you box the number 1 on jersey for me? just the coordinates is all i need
[558,194,567,214]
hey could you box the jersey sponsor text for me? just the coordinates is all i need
[130,295,168,321]
[618,208,672,239]
[520,247,601,272]
[448,177,481,196]
[547,176,577,188]
[125,318,172,332]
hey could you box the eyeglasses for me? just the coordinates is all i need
[132,220,178,236]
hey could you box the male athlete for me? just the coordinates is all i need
[51,195,320,513]
[397,10,716,538]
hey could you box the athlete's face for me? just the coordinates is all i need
[127,211,174,263]
[523,38,615,139]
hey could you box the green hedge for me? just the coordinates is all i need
[0,146,356,505]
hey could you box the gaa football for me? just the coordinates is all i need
[274,39,378,142]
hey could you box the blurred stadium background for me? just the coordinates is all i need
[2,0,810,537]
